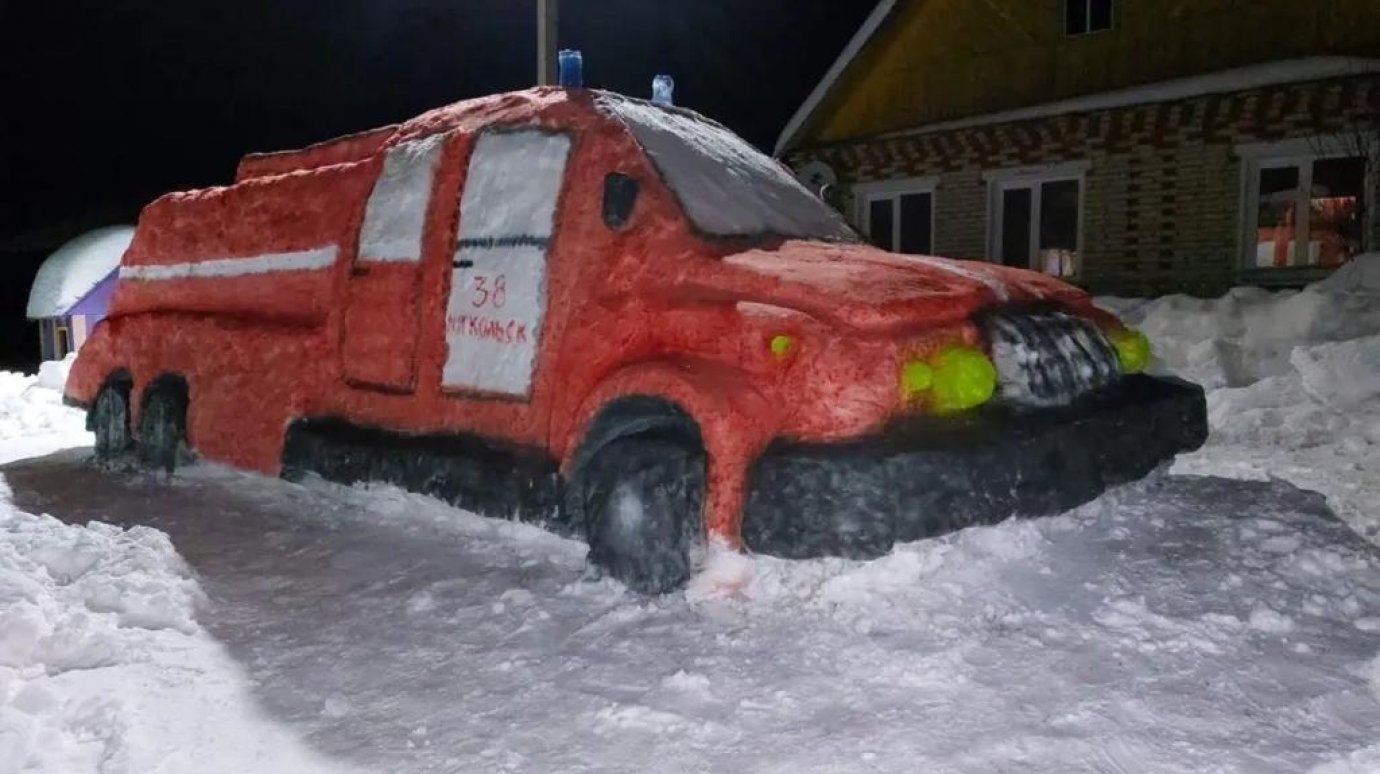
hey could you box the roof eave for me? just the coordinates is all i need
[773,0,901,158]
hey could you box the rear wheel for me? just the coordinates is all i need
[91,384,131,461]
[139,382,188,473]
[581,435,706,594]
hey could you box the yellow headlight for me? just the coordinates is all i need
[1108,327,1152,374]
[769,334,796,360]
[900,345,997,414]
[900,360,934,400]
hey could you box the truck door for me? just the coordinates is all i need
[442,129,571,398]
[340,134,445,391]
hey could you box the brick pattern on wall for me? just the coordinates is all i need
[790,75,1380,297]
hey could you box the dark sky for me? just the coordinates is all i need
[0,0,874,369]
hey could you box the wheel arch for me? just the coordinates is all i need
[139,371,190,409]
[86,368,134,432]
[137,371,191,436]
[558,358,780,543]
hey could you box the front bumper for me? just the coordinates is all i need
[741,375,1208,559]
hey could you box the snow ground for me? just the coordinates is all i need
[1,257,1379,772]
[3,457,1378,773]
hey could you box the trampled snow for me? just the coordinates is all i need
[2,256,1379,772]
[3,459,1377,773]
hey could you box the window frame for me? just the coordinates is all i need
[852,176,939,255]
[55,323,71,358]
[984,161,1090,278]
[1236,135,1376,272]
[1065,0,1114,36]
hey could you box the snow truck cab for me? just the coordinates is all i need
[66,87,1207,592]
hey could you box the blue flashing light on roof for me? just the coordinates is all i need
[558,50,583,88]
[652,74,675,106]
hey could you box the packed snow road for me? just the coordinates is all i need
[4,452,1378,773]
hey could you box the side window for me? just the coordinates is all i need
[603,173,639,230]
[442,129,572,398]
[358,134,446,262]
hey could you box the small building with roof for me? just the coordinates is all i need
[25,226,134,361]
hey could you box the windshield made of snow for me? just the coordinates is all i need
[597,96,857,243]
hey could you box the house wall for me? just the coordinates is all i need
[67,271,118,320]
[38,319,55,362]
[813,0,1380,144]
[790,74,1379,296]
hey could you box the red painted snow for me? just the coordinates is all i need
[69,87,1117,545]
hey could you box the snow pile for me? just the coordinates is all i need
[26,226,133,319]
[0,477,357,774]
[1099,253,1380,543]
[0,356,90,464]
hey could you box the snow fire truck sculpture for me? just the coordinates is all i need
[67,88,1207,592]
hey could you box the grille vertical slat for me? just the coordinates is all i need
[984,309,1122,407]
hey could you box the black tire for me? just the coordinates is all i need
[581,435,706,594]
[139,386,188,473]
[91,384,131,461]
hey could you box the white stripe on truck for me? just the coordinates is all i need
[119,246,338,281]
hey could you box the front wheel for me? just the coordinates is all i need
[91,384,131,461]
[581,436,706,594]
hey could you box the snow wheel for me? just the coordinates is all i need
[91,383,132,461]
[581,435,706,594]
[138,379,189,473]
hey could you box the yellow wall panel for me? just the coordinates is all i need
[812,0,1380,144]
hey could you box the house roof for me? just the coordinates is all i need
[774,0,900,157]
[775,0,1380,158]
[26,226,133,319]
[874,56,1380,142]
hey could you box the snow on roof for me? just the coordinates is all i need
[877,57,1380,142]
[26,226,133,319]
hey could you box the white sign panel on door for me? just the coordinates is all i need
[442,129,571,397]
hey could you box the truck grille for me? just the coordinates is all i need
[982,309,1121,407]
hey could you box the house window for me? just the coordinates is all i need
[1066,0,1113,35]
[1239,137,1370,270]
[854,178,937,254]
[986,162,1088,279]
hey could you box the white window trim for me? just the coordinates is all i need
[984,161,1089,275]
[853,176,938,254]
[1235,135,1376,271]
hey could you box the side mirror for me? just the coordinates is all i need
[602,173,639,230]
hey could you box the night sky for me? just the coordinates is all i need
[0,0,873,370]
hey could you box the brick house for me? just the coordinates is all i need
[777,0,1380,296]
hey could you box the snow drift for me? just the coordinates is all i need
[1099,253,1380,543]
[0,356,90,465]
[0,478,357,774]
